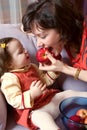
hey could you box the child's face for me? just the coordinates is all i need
[32,27,65,55]
[7,39,31,69]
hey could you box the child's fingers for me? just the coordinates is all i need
[30,80,37,86]
[30,80,39,88]
[31,80,43,87]
[30,80,46,92]
[41,84,47,91]
[35,81,46,90]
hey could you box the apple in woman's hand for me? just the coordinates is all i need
[36,47,61,64]
[36,48,49,63]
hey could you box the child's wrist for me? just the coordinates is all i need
[47,71,59,80]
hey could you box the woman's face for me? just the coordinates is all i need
[33,27,65,54]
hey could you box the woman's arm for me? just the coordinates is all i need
[62,64,87,82]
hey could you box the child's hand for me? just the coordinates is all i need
[30,80,46,99]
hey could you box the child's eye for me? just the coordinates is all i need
[18,51,22,54]
[18,49,23,54]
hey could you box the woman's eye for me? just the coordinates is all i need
[40,35,46,39]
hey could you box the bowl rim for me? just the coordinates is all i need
[59,96,87,126]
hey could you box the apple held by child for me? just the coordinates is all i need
[36,47,61,64]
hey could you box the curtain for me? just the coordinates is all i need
[0,0,36,24]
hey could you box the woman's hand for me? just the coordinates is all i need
[30,80,46,100]
[39,52,65,72]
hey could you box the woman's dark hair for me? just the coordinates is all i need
[0,37,15,77]
[22,0,84,52]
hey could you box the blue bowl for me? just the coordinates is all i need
[59,97,87,130]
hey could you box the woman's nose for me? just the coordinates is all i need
[36,39,44,47]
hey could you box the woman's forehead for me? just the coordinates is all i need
[32,24,46,34]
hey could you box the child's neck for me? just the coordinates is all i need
[10,64,31,72]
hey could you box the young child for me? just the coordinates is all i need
[0,37,87,130]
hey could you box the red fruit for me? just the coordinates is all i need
[67,115,84,130]
[36,47,61,64]
[84,116,87,124]
[36,48,49,63]
[70,115,83,123]
[76,109,87,119]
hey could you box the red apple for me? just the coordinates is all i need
[67,115,84,130]
[84,116,87,124]
[36,47,61,64]
[69,115,83,123]
[76,109,87,119]
[84,116,87,129]
[36,48,49,63]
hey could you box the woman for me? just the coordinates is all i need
[22,0,87,91]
